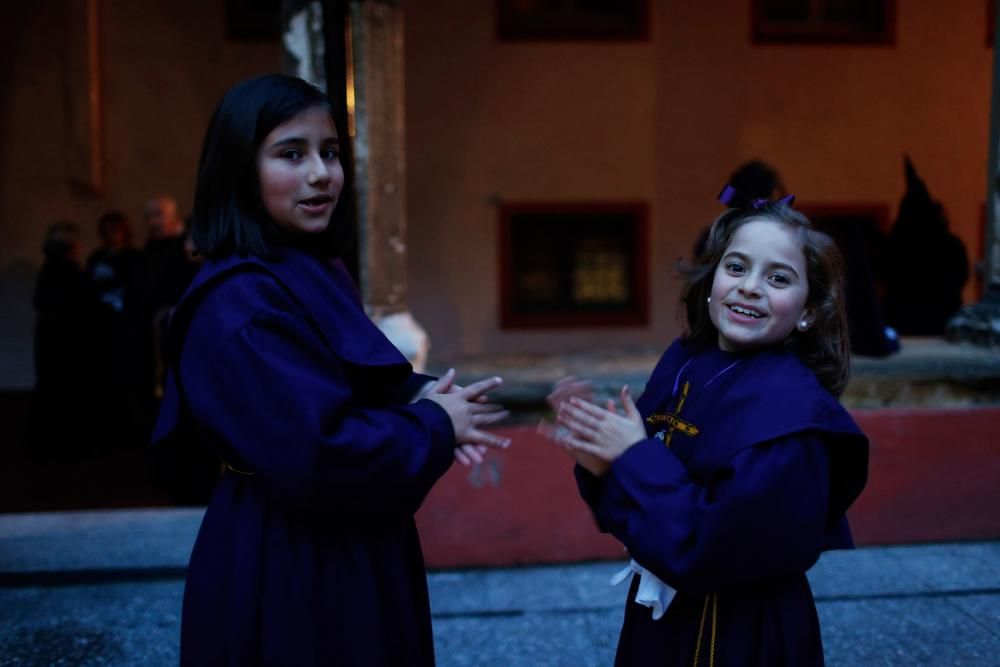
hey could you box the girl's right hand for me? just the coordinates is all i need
[423,371,511,453]
[537,421,610,477]
[556,387,645,464]
[546,376,594,412]
[543,377,604,475]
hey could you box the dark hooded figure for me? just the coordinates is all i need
[811,214,894,357]
[883,157,969,335]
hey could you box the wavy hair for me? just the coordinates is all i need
[679,202,851,396]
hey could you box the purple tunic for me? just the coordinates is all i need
[576,339,868,667]
[153,247,455,666]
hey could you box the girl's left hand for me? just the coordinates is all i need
[413,369,488,404]
[412,369,461,403]
[413,371,506,467]
[454,443,490,467]
[556,386,646,463]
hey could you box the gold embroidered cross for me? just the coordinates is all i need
[646,380,699,446]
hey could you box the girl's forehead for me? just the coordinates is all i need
[287,106,335,128]
[725,219,806,263]
[265,106,338,142]
[729,218,799,244]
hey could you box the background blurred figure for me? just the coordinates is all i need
[728,159,786,198]
[137,195,200,433]
[28,222,93,455]
[85,210,143,448]
[141,195,198,319]
[883,157,969,336]
[694,160,785,258]
[814,212,896,357]
[87,210,139,314]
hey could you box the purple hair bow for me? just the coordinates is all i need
[717,184,795,209]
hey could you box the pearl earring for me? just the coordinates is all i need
[798,320,809,331]
[707,297,711,304]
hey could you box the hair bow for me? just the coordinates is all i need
[717,184,795,209]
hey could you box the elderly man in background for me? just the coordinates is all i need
[139,195,214,504]
[137,196,199,422]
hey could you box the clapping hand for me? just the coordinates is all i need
[544,385,646,476]
[424,369,511,466]
[545,375,594,412]
[540,376,602,476]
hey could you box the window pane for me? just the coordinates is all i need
[500,204,648,327]
[822,0,886,31]
[759,0,811,21]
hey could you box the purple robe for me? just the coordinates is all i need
[153,247,455,666]
[577,339,868,666]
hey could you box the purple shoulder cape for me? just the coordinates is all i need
[152,247,412,446]
[636,338,868,530]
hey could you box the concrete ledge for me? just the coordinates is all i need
[432,337,1000,412]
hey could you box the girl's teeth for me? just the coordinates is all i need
[731,305,761,318]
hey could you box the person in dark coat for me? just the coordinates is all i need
[139,195,199,319]
[29,222,94,454]
[85,210,143,447]
[134,197,208,498]
[546,193,868,666]
[152,73,510,666]
[135,195,200,438]
[86,210,141,318]
[883,156,969,335]
[812,211,897,357]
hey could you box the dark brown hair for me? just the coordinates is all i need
[680,202,850,396]
[191,74,347,259]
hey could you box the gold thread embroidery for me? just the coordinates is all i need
[646,413,700,437]
[663,382,697,447]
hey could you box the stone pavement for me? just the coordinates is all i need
[0,510,997,666]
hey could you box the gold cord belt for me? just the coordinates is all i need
[692,593,718,667]
[224,462,256,476]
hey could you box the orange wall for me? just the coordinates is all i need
[404,1,992,364]
[0,1,993,387]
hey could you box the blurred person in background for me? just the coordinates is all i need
[85,210,143,448]
[883,157,969,336]
[28,222,94,454]
[136,195,200,434]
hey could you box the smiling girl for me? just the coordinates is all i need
[153,74,509,666]
[547,187,869,666]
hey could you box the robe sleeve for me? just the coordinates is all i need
[575,433,832,594]
[180,302,455,517]
[393,372,436,405]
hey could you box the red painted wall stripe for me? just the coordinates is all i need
[415,408,1000,568]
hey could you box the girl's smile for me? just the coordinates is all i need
[297,194,334,217]
[257,106,344,235]
[709,219,812,352]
